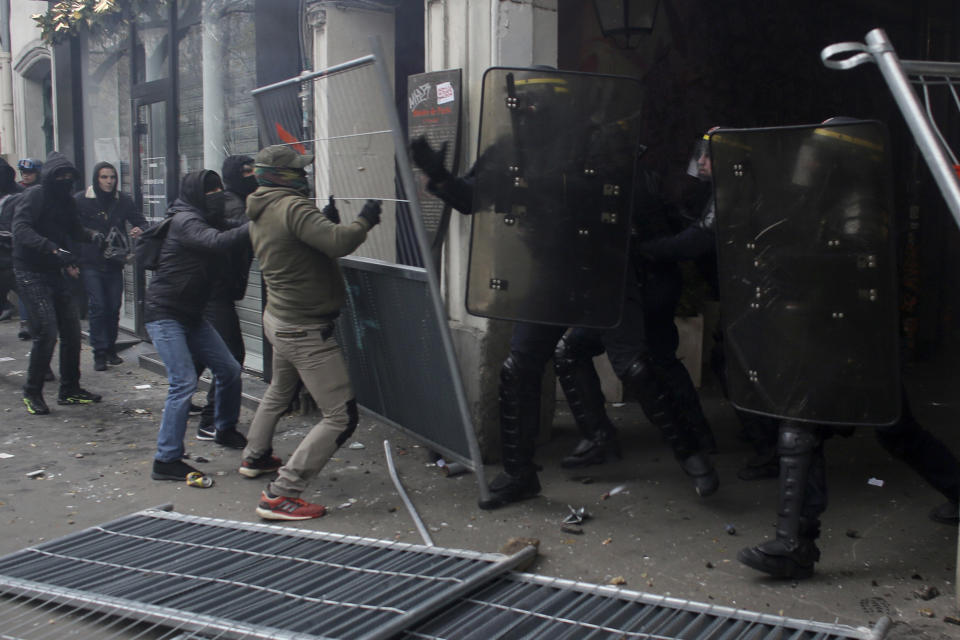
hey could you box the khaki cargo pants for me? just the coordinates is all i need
[244,309,355,497]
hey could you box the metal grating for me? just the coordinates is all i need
[403,573,878,640]
[337,258,471,467]
[0,509,533,640]
[0,509,884,640]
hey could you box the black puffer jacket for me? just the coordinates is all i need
[0,158,23,269]
[74,161,147,270]
[11,152,92,273]
[213,155,255,301]
[144,170,250,326]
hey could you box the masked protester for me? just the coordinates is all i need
[238,144,381,521]
[0,157,23,322]
[194,155,256,441]
[145,170,250,486]
[12,151,105,415]
[75,162,146,371]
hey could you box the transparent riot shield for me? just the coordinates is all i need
[466,68,643,328]
[712,122,900,425]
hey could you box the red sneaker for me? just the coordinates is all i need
[255,491,326,521]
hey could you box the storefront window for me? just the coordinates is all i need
[81,30,132,195]
[134,6,170,84]
[177,0,258,176]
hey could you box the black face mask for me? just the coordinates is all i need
[204,191,226,220]
[239,174,259,198]
[51,180,74,200]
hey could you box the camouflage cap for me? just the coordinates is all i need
[254,145,314,169]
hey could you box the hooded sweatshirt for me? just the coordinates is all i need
[209,155,255,301]
[11,151,92,273]
[144,170,249,325]
[74,161,147,269]
[245,187,369,323]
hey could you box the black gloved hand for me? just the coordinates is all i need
[90,231,107,251]
[321,195,340,224]
[410,136,450,182]
[358,199,383,229]
[55,248,75,265]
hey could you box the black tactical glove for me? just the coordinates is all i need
[321,195,340,224]
[358,199,383,229]
[410,135,450,182]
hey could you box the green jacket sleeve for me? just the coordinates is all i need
[285,197,368,258]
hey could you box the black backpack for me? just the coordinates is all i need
[134,216,174,270]
[0,193,20,257]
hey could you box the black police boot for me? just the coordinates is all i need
[739,424,822,579]
[479,354,543,511]
[562,427,621,469]
[479,469,542,510]
[626,356,719,497]
[737,520,821,579]
[680,452,720,497]
[93,351,107,372]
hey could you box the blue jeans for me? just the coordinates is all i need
[81,267,123,355]
[146,318,242,462]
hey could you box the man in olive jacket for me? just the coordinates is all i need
[240,144,382,521]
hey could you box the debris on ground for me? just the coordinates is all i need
[26,470,45,478]
[194,456,209,463]
[724,524,736,535]
[944,616,960,626]
[845,529,861,539]
[0,453,13,459]
[602,537,613,545]
[601,484,628,500]
[918,608,935,618]
[563,505,591,525]
[609,576,627,586]
[560,523,583,535]
[348,442,365,449]
[913,585,940,601]
[706,561,715,569]
[867,477,884,487]
[134,384,151,390]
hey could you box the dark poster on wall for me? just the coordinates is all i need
[399,69,462,268]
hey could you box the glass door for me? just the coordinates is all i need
[129,98,169,336]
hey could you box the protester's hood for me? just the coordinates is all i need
[40,151,77,184]
[0,157,18,195]
[222,155,255,196]
[90,161,119,200]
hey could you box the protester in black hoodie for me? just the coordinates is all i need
[195,155,256,440]
[0,157,23,321]
[145,170,250,485]
[75,161,147,371]
[12,151,104,415]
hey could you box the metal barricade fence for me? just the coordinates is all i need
[251,38,487,501]
[822,28,960,230]
[822,28,960,607]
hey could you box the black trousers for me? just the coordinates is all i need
[15,268,82,396]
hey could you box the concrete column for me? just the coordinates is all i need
[0,51,14,160]
[202,1,226,171]
[424,0,559,459]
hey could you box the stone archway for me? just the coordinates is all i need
[13,41,54,161]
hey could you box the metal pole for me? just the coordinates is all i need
[250,54,376,96]
[368,36,490,504]
[863,29,960,230]
[384,439,434,547]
